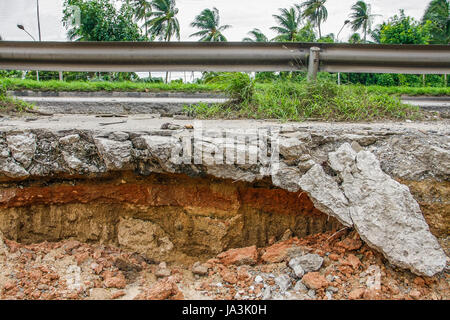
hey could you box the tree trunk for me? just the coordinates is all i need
[318,22,322,39]
[165,33,171,83]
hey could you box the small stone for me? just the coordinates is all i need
[326,275,335,283]
[103,271,127,289]
[290,264,305,279]
[336,238,363,251]
[289,253,323,273]
[348,288,365,300]
[254,275,264,284]
[111,291,126,299]
[217,246,258,266]
[192,262,208,276]
[294,281,308,293]
[325,291,333,300]
[302,272,328,290]
[261,287,272,300]
[307,289,316,299]
[155,262,171,278]
[327,286,339,293]
[275,274,292,292]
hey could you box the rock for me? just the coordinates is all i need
[307,289,316,299]
[327,286,339,293]
[254,275,264,284]
[220,268,237,284]
[348,287,365,300]
[0,159,29,178]
[302,272,328,290]
[155,262,171,278]
[6,133,36,168]
[261,287,272,300]
[274,274,292,292]
[336,238,363,251]
[289,253,323,273]
[217,245,258,266]
[345,254,361,270]
[192,262,209,276]
[293,281,308,293]
[59,134,80,145]
[279,138,306,160]
[298,164,353,227]
[325,291,333,300]
[335,144,446,276]
[290,264,305,279]
[94,138,132,170]
[160,123,182,130]
[261,241,299,263]
[103,271,127,289]
[298,142,447,277]
[136,276,183,300]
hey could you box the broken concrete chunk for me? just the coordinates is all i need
[289,253,324,274]
[59,134,80,145]
[6,133,36,168]
[94,138,132,170]
[0,159,29,178]
[298,164,353,227]
[329,143,447,276]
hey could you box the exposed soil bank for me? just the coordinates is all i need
[0,172,340,264]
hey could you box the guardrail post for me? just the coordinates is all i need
[307,47,320,82]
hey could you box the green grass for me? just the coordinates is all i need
[0,77,220,92]
[364,85,450,96]
[1,77,448,96]
[185,80,423,122]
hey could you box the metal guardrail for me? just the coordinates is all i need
[0,41,449,76]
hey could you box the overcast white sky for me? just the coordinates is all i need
[0,0,430,42]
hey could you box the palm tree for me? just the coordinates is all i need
[270,5,303,42]
[189,7,231,42]
[349,1,379,43]
[422,0,450,44]
[243,28,269,42]
[146,0,180,42]
[131,0,153,38]
[146,0,180,82]
[301,0,328,39]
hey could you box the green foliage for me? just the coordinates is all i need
[301,0,328,38]
[145,0,180,41]
[243,29,269,42]
[0,78,221,93]
[62,0,145,41]
[422,0,450,44]
[349,1,379,43]
[379,10,432,44]
[188,79,421,121]
[271,5,304,42]
[190,7,231,42]
[0,82,34,113]
[205,73,255,103]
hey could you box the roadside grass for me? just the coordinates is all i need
[185,79,423,122]
[0,93,34,115]
[0,77,221,92]
[1,77,448,96]
[364,85,450,96]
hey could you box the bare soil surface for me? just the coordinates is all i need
[1,230,448,300]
